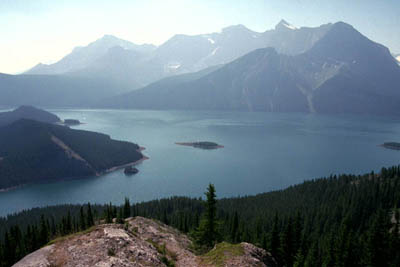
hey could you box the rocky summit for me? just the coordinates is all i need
[13,217,276,267]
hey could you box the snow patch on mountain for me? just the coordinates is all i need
[211,47,220,56]
[282,22,297,30]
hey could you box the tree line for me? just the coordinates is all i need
[1,166,400,266]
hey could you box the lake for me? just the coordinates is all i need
[1,109,400,216]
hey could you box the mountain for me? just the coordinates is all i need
[100,64,223,108]
[71,46,164,89]
[395,54,400,64]
[107,22,400,115]
[25,35,156,75]
[0,119,144,190]
[22,20,333,91]
[12,217,275,267]
[0,73,133,107]
[0,106,60,127]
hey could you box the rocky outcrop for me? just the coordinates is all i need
[13,217,275,267]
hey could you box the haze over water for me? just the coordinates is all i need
[1,109,400,216]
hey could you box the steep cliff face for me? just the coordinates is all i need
[13,217,276,267]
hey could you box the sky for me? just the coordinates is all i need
[0,0,399,74]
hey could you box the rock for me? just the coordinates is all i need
[13,217,275,266]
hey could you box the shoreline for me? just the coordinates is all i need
[0,147,149,192]
[104,155,149,174]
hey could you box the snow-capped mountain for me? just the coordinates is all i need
[23,20,334,90]
[107,22,400,116]
[25,35,156,75]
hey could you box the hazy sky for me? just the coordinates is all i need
[0,0,399,74]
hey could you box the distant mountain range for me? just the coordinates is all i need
[0,107,144,190]
[22,20,333,91]
[103,22,400,115]
[25,20,331,80]
[1,20,399,115]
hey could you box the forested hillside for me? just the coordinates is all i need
[0,119,143,190]
[0,106,60,127]
[1,165,399,266]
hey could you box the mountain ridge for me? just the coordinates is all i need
[22,20,334,90]
[104,21,400,115]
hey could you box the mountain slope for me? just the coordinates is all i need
[100,64,223,108]
[0,73,133,107]
[0,106,60,127]
[108,22,400,115]
[0,119,144,190]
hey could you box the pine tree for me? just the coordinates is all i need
[39,215,49,246]
[304,242,320,267]
[66,211,72,233]
[87,203,94,227]
[193,183,219,248]
[123,197,131,219]
[365,211,390,266]
[79,207,86,230]
[231,211,239,243]
[280,217,295,267]
[50,216,57,236]
[270,213,280,261]
[3,231,14,267]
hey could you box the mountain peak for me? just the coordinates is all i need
[222,24,251,33]
[100,34,119,41]
[275,19,297,30]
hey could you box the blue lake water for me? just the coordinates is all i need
[1,109,400,216]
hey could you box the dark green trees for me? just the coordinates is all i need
[193,183,220,248]
[87,203,94,227]
[123,198,131,219]
[2,166,400,266]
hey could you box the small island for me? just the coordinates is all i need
[64,119,82,126]
[381,142,400,150]
[124,166,139,175]
[175,141,224,149]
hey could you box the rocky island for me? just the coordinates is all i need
[124,166,139,175]
[175,141,224,149]
[63,119,82,126]
[381,142,400,150]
